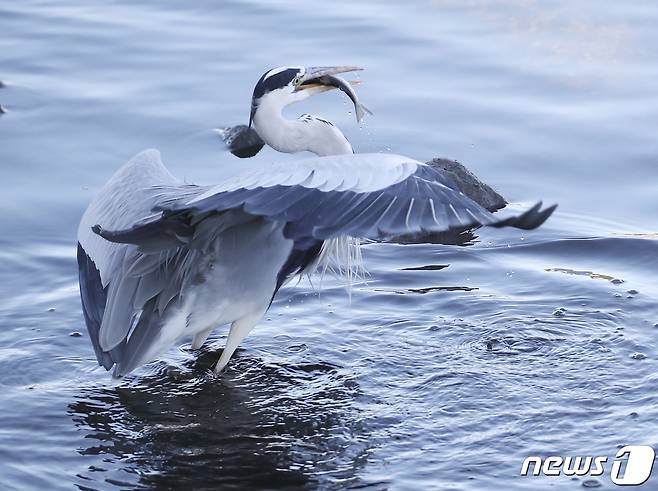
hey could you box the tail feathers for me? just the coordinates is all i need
[312,236,367,296]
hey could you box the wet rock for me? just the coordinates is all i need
[611,278,624,285]
[47,307,56,312]
[627,289,638,295]
[390,158,507,244]
[553,307,567,317]
[631,352,647,360]
[69,331,83,338]
[0,104,6,114]
[426,158,507,212]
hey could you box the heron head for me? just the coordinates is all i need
[249,65,362,127]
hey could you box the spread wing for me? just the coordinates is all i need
[93,152,556,247]
[77,150,208,373]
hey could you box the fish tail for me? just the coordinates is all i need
[356,103,373,122]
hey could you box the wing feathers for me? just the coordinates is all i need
[94,163,556,248]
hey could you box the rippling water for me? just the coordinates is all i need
[1,1,658,489]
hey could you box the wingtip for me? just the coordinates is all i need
[490,201,557,230]
[518,201,558,230]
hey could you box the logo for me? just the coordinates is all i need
[520,446,655,486]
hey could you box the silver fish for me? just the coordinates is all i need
[316,74,373,123]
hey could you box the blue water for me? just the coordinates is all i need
[1,1,658,489]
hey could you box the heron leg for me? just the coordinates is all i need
[213,310,264,374]
[191,327,214,349]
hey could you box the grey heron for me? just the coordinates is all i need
[77,65,556,377]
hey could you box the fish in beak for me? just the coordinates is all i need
[295,66,373,122]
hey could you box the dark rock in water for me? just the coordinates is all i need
[217,125,265,158]
[0,80,5,88]
[427,158,507,212]
[390,158,508,244]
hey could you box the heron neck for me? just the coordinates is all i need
[253,98,353,156]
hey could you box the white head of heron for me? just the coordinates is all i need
[249,66,363,156]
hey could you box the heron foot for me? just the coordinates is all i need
[191,327,213,349]
[212,311,263,374]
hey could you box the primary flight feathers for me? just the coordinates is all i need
[94,151,555,248]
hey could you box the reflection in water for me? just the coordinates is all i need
[546,267,624,284]
[69,349,379,490]
[407,286,478,294]
[392,227,478,246]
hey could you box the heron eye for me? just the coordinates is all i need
[293,76,301,86]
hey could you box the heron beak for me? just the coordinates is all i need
[295,66,363,94]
